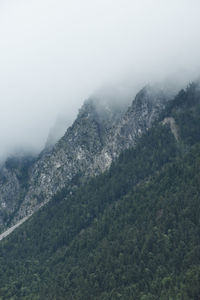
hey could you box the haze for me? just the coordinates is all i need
[0,0,200,161]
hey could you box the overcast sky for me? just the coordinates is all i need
[0,0,200,161]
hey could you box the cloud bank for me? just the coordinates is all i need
[0,0,200,160]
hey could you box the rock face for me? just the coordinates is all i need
[0,157,34,231]
[0,85,170,230]
[0,166,21,227]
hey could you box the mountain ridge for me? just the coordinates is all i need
[0,84,170,232]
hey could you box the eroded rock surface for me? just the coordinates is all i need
[0,85,170,230]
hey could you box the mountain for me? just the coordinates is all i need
[0,85,169,232]
[0,82,199,299]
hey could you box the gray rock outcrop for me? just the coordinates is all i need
[0,85,170,231]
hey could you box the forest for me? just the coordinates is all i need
[0,83,199,299]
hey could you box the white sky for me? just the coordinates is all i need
[0,0,200,160]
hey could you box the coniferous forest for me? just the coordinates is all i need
[0,83,200,299]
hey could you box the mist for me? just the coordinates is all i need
[0,0,200,161]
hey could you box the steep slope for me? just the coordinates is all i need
[0,83,199,299]
[0,84,169,232]
[15,85,168,221]
[0,96,126,232]
[0,156,34,232]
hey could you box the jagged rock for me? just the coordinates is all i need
[0,85,170,230]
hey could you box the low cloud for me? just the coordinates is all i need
[0,0,200,161]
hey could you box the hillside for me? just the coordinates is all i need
[0,83,199,299]
[0,85,168,233]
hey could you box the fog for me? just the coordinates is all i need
[0,0,200,161]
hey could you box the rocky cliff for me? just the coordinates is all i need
[0,85,170,231]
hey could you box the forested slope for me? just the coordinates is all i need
[0,83,200,299]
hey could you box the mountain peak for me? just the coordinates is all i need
[0,84,172,231]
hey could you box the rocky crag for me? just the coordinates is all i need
[0,85,170,232]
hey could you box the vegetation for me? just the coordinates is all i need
[0,83,199,299]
